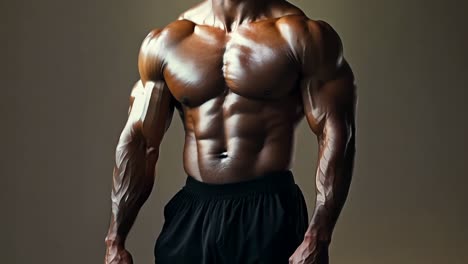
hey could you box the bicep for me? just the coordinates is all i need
[301,60,357,140]
[122,80,174,148]
[321,106,355,160]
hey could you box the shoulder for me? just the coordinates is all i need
[140,20,196,51]
[139,20,196,60]
[138,20,196,82]
[276,17,344,79]
[276,16,342,55]
[306,20,344,80]
[306,19,343,62]
[274,14,310,39]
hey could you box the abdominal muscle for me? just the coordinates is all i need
[180,90,304,183]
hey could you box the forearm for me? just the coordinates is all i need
[307,121,356,243]
[105,126,159,247]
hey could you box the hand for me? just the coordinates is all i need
[105,245,133,264]
[289,235,329,264]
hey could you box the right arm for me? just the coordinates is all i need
[104,29,175,264]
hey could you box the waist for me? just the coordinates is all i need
[183,169,296,198]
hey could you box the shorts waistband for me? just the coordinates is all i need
[183,170,296,198]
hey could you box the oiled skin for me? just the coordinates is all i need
[105,1,357,263]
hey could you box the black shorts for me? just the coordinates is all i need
[154,170,309,264]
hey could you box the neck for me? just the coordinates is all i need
[210,0,275,31]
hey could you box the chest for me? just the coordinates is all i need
[162,25,300,107]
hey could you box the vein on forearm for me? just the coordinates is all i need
[109,125,157,243]
[312,111,355,236]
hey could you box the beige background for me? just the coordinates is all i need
[2,0,468,263]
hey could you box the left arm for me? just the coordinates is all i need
[304,61,356,244]
[289,20,357,264]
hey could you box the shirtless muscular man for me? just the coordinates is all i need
[104,0,357,263]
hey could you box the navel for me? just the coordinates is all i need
[218,151,229,159]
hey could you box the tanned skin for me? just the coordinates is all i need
[104,1,357,263]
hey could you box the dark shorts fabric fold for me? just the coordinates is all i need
[154,170,309,264]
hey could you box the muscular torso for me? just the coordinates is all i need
[106,3,355,253]
[144,4,323,183]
